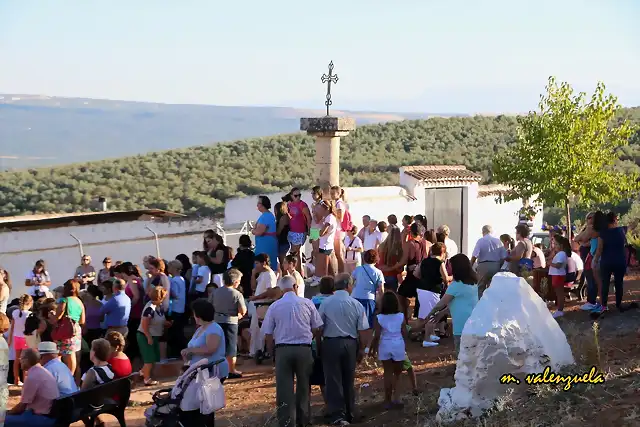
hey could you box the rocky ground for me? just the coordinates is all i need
[8,278,640,427]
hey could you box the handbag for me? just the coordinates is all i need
[51,298,75,341]
[196,365,225,414]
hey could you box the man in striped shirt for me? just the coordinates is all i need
[261,275,323,427]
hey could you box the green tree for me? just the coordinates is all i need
[493,77,639,237]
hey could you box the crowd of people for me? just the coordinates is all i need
[0,185,634,427]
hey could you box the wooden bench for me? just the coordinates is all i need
[49,373,137,427]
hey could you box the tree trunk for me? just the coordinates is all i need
[566,199,572,241]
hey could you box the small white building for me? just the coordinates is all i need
[225,165,543,256]
[0,210,250,297]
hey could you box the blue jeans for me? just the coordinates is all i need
[600,263,626,308]
[584,269,598,304]
[5,410,56,427]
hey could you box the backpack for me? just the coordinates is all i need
[341,208,353,232]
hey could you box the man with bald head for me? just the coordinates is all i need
[470,225,507,297]
[262,274,323,427]
[5,348,59,426]
[318,273,369,425]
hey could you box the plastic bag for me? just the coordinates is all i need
[177,359,209,412]
[196,367,225,415]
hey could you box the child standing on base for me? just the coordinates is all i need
[370,291,407,410]
[343,226,363,274]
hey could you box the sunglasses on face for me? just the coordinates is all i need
[292,193,301,198]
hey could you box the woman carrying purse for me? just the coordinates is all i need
[54,279,85,382]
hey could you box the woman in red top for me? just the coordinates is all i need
[378,227,404,292]
[105,331,132,378]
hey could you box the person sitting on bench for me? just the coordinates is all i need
[81,338,115,390]
[5,348,59,427]
[39,341,78,396]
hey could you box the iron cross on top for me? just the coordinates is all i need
[321,61,339,116]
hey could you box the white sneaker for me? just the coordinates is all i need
[552,310,564,319]
[422,341,439,348]
[580,302,597,311]
[429,335,441,342]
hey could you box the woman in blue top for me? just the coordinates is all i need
[253,196,279,271]
[593,211,628,313]
[351,249,385,331]
[182,299,229,380]
[180,299,227,427]
[425,254,478,355]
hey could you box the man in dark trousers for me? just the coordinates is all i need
[262,275,323,427]
[318,273,369,425]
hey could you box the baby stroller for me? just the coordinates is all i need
[253,301,275,365]
[144,358,225,427]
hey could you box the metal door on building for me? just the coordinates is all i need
[424,187,464,251]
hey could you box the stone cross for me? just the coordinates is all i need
[300,62,355,188]
[321,61,339,116]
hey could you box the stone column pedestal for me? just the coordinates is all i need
[300,116,356,189]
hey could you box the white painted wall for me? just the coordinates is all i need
[467,194,544,255]
[223,179,542,259]
[0,218,249,298]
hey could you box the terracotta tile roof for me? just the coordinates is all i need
[402,165,482,184]
[477,184,513,198]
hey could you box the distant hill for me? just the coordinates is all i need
[1,107,638,219]
[0,94,464,170]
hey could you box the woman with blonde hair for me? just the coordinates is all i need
[137,286,169,386]
[378,226,404,292]
[75,254,97,289]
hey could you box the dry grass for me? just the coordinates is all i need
[213,313,640,427]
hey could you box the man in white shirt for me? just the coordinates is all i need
[470,225,507,296]
[362,219,381,252]
[437,225,459,256]
[262,276,323,427]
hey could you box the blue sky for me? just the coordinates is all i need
[1,0,638,113]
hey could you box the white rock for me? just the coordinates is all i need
[436,272,574,423]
